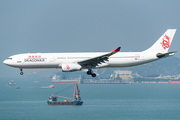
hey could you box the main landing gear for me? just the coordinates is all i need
[87,69,96,77]
[20,69,23,75]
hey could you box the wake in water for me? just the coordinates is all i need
[40,86,51,89]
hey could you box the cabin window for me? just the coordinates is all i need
[57,57,66,59]
[67,57,90,59]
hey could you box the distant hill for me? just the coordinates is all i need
[126,56,180,76]
[92,56,180,78]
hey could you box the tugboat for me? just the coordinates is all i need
[47,83,83,105]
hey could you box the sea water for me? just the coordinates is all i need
[0,78,180,120]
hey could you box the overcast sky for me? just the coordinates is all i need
[1,0,180,78]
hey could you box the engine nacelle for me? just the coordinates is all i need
[61,63,82,72]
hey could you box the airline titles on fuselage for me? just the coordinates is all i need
[24,55,45,62]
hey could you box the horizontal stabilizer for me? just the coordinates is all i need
[156,51,177,58]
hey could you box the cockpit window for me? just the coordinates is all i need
[7,58,12,60]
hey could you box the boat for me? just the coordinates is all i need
[8,80,15,85]
[47,83,83,105]
[16,87,20,89]
[49,85,55,88]
[52,74,81,84]
[169,79,180,84]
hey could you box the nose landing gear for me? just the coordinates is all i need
[87,69,96,77]
[20,69,23,75]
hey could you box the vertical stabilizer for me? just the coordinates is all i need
[144,29,176,53]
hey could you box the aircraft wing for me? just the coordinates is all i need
[77,47,121,66]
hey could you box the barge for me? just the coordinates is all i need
[47,83,83,105]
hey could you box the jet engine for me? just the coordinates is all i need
[61,63,82,72]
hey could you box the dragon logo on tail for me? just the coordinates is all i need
[160,34,170,50]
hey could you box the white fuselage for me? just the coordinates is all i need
[3,51,158,69]
[3,29,177,76]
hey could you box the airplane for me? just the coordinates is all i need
[3,29,177,77]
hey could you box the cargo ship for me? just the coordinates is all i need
[47,83,83,105]
[169,79,180,84]
[52,74,81,84]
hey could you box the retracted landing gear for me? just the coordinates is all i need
[20,69,23,75]
[87,69,96,77]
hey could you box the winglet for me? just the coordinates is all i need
[111,47,121,52]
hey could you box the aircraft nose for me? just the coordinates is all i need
[3,60,8,65]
